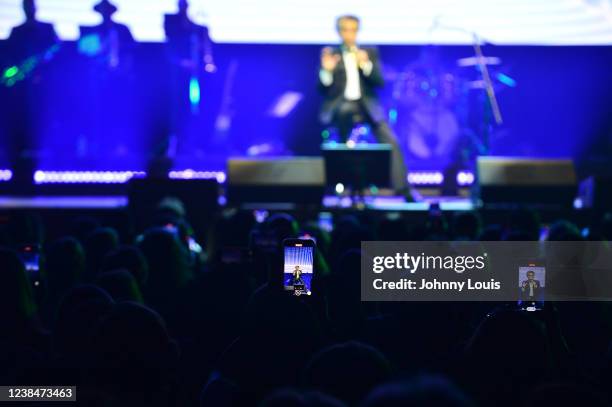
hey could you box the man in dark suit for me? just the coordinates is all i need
[4,0,58,191]
[79,0,135,70]
[319,15,410,196]
[78,0,136,156]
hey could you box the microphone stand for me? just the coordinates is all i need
[428,19,504,155]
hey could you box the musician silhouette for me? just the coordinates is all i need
[6,0,58,63]
[164,0,215,153]
[319,15,410,197]
[79,0,135,70]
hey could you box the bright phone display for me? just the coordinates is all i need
[518,262,546,311]
[283,238,315,297]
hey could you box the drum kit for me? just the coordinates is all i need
[387,45,515,169]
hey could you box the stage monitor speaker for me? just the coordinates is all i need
[128,178,219,239]
[477,157,577,207]
[321,143,391,190]
[227,157,325,204]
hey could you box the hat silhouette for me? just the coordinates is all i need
[93,0,118,16]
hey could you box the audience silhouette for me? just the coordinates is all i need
[1,201,609,405]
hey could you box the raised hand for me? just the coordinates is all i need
[321,47,340,72]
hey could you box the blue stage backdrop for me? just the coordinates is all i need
[1,45,611,175]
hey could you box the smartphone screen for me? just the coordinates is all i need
[518,262,546,311]
[20,245,41,287]
[283,238,315,297]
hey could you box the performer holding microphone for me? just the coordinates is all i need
[319,15,411,198]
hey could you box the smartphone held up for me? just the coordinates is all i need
[283,238,315,297]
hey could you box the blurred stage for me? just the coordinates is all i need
[1,2,612,215]
[2,42,612,176]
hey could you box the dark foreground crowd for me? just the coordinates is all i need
[2,201,612,407]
